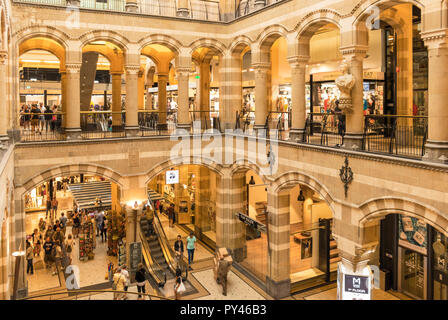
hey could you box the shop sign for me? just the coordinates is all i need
[337,263,372,300]
[235,212,266,233]
[129,242,142,273]
[312,71,384,82]
[165,170,179,184]
[398,214,427,255]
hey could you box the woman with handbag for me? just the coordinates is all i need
[135,263,147,300]
[112,267,126,300]
[174,268,186,300]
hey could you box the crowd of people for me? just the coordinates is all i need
[19,103,62,135]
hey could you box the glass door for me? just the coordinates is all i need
[400,247,426,299]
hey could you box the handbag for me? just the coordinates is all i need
[177,279,186,293]
[112,274,122,290]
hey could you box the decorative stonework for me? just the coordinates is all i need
[0,51,7,64]
[65,63,81,73]
[335,63,355,114]
[287,55,309,68]
[125,64,140,74]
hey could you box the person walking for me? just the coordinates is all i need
[32,228,42,257]
[100,217,107,242]
[46,197,52,219]
[174,268,185,300]
[65,234,74,264]
[186,232,197,266]
[174,235,184,269]
[72,210,80,239]
[44,105,53,133]
[51,197,58,222]
[42,236,54,270]
[135,263,147,300]
[52,243,62,276]
[52,227,64,247]
[38,218,46,233]
[121,265,130,299]
[112,267,126,300]
[26,241,34,275]
[59,212,67,235]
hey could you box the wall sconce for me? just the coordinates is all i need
[248,176,256,185]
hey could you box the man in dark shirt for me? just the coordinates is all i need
[43,237,54,268]
[44,106,53,132]
[31,105,41,134]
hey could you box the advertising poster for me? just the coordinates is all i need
[398,214,427,255]
[166,170,179,185]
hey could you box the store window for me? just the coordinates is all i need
[432,230,448,300]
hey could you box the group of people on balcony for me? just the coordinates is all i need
[19,103,61,134]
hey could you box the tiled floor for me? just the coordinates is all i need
[192,269,265,300]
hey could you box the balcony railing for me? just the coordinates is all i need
[19,112,66,142]
[13,0,221,21]
[235,0,286,18]
[80,111,126,139]
[138,110,177,136]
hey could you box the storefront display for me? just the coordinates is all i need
[79,221,95,261]
[210,88,219,117]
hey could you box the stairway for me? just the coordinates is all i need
[140,217,174,280]
[329,236,341,265]
[68,181,112,210]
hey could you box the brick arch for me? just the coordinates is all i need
[144,156,224,185]
[13,25,70,49]
[188,38,227,56]
[359,197,448,236]
[18,163,125,198]
[78,30,130,52]
[229,159,272,183]
[255,24,288,51]
[137,34,183,55]
[294,8,342,35]
[271,171,336,214]
[229,35,253,55]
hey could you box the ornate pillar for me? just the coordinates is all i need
[176,0,189,17]
[287,55,309,142]
[125,65,140,137]
[199,61,211,126]
[253,63,270,130]
[266,188,291,299]
[422,30,448,163]
[111,72,123,131]
[157,72,168,131]
[137,69,145,110]
[65,63,82,140]
[124,202,143,281]
[176,66,191,131]
[60,70,67,129]
[125,0,138,13]
[0,51,9,147]
[340,47,367,150]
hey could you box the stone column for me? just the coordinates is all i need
[340,47,367,150]
[124,202,142,281]
[422,31,448,163]
[199,61,211,127]
[157,72,168,131]
[111,72,123,131]
[125,65,140,137]
[125,0,138,13]
[176,67,191,131]
[287,55,309,142]
[266,188,291,299]
[137,69,145,110]
[0,51,9,147]
[253,63,270,130]
[60,71,67,129]
[65,63,82,140]
[195,167,211,239]
[176,0,189,17]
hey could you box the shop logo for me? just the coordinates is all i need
[352,277,361,288]
[65,265,81,289]
[169,126,278,176]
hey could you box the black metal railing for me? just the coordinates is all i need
[362,115,428,158]
[138,110,177,136]
[80,111,126,139]
[19,112,66,142]
[303,112,344,147]
[190,110,221,133]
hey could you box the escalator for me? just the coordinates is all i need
[139,213,188,288]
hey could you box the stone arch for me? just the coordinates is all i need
[229,159,272,183]
[78,30,130,52]
[294,9,342,34]
[19,37,66,65]
[144,156,224,185]
[18,163,125,198]
[359,196,448,236]
[229,35,253,55]
[271,170,336,214]
[13,25,69,50]
[137,34,182,56]
[188,38,227,57]
[256,24,288,51]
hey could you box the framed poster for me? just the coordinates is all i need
[300,238,313,259]
[398,214,427,255]
[166,170,179,185]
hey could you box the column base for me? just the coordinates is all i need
[176,8,189,17]
[288,128,305,143]
[230,246,246,263]
[0,135,9,150]
[125,126,140,137]
[422,140,448,164]
[342,133,363,151]
[65,128,82,141]
[125,3,138,13]
[7,129,21,142]
[266,276,290,299]
[157,123,168,131]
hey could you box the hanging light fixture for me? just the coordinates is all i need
[297,190,305,201]
[249,176,256,185]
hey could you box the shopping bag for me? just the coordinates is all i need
[177,281,186,293]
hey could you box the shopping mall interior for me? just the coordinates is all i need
[0,0,448,302]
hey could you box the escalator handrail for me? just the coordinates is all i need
[138,221,167,286]
[153,213,178,275]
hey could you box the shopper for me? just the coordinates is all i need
[112,267,126,300]
[60,212,67,234]
[32,228,42,257]
[43,236,54,269]
[100,217,107,242]
[38,217,46,233]
[186,232,197,266]
[121,265,130,299]
[26,241,34,275]
[174,235,184,269]
[46,197,52,219]
[44,105,53,132]
[95,211,104,237]
[45,225,54,241]
[72,211,80,238]
[52,227,64,246]
[135,263,147,300]
[174,268,184,300]
[65,234,74,264]
[51,197,58,221]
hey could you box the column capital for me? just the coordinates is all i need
[65,63,82,73]
[110,71,123,76]
[339,45,368,60]
[287,55,309,67]
[421,29,448,49]
[175,67,191,78]
[0,51,7,64]
[252,62,270,72]
[125,64,140,75]
[157,72,169,80]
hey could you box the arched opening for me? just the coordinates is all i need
[18,37,66,142]
[23,173,123,294]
